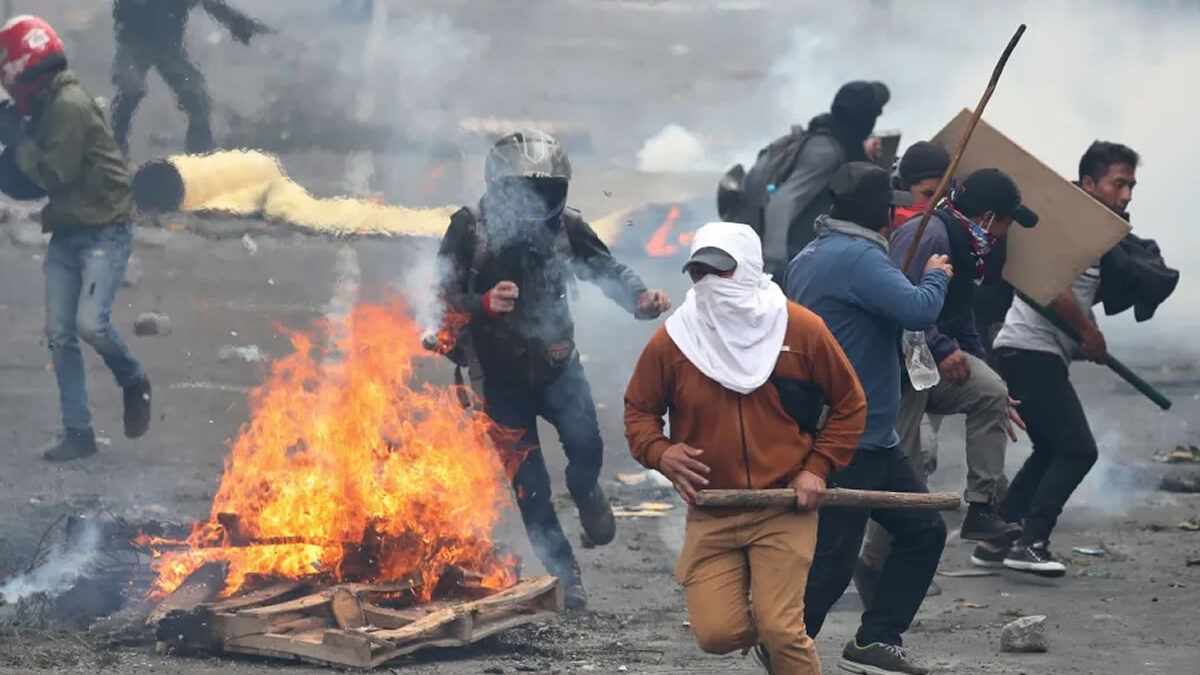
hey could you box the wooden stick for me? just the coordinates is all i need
[694,488,961,511]
[899,24,1026,273]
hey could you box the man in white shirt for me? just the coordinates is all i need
[978,141,1139,577]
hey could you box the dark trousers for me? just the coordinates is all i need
[994,348,1098,543]
[804,447,946,647]
[482,358,604,580]
[112,41,213,155]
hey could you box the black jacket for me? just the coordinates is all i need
[436,205,649,386]
[1098,233,1178,321]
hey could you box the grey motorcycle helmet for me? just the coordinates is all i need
[484,129,572,222]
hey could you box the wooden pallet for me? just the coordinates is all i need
[155,575,562,669]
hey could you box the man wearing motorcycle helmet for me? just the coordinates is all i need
[435,130,671,609]
[0,15,151,462]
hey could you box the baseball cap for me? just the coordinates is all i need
[829,161,916,209]
[681,246,737,274]
[898,141,951,187]
[952,168,1038,227]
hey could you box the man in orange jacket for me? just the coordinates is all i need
[625,221,867,674]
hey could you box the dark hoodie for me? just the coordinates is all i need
[751,81,888,278]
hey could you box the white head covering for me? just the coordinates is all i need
[665,222,789,394]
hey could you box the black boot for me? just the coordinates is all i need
[562,559,588,611]
[960,502,1021,541]
[576,484,616,547]
[44,429,98,462]
[123,377,152,439]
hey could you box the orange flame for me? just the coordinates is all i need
[644,205,696,258]
[139,301,518,599]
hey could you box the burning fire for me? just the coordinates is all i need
[644,205,695,258]
[138,302,519,599]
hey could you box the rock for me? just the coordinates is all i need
[134,313,172,337]
[218,344,265,363]
[1000,615,1048,653]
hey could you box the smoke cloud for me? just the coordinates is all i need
[0,518,101,604]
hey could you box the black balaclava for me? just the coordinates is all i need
[829,80,889,163]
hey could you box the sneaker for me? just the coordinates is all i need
[123,377,152,439]
[43,429,98,462]
[1003,540,1067,578]
[971,530,1021,568]
[839,640,930,675]
[960,502,1021,541]
[562,560,588,611]
[576,484,616,547]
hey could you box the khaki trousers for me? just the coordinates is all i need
[675,506,821,674]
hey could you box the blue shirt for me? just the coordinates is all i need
[785,217,949,450]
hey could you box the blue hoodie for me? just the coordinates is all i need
[785,215,949,450]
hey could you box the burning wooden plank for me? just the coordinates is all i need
[155,575,561,669]
[146,561,227,626]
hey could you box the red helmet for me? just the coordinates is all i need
[0,15,66,115]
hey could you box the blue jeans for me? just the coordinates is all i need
[482,357,604,580]
[44,225,144,431]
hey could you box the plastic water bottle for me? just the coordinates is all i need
[902,330,941,390]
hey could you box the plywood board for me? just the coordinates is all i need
[930,110,1130,305]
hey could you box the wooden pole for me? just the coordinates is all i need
[899,24,1026,273]
[1014,291,1172,410]
[694,488,961,511]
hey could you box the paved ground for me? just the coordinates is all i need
[0,1,1198,673]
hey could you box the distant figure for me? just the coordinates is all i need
[110,0,270,156]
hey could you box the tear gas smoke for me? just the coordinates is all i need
[0,518,100,605]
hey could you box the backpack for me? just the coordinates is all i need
[717,125,825,237]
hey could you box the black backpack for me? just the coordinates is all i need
[717,125,824,237]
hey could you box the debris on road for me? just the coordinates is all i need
[133,313,172,337]
[1154,444,1200,464]
[123,254,144,288]
[1160,474,1200,494]
[241,233,258,255]
[1000,615,1049,653]
[616,471,672,488]
[1073,547,1107,557]
[217,344,265,363]
[613,502,675,518]
[1186,558,1200,567]
[1178,517,1200,531]
[936,566,1003,578]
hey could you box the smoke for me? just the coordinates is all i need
[636,124,727,172]
[0,519,101,604]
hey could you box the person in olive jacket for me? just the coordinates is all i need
[0,16,151,462]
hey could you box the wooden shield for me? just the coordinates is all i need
[930,110,1130,305]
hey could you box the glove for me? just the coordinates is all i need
[0,101,24,148]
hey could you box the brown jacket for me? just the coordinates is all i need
[625,302,866,489]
